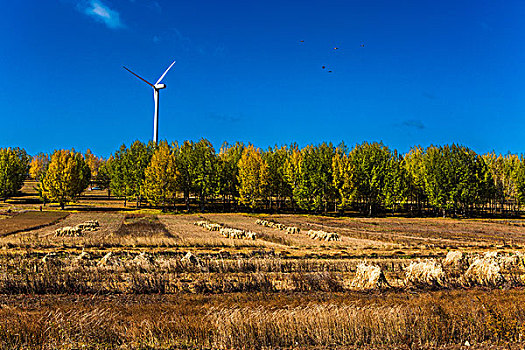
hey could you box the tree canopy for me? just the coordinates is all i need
[40,149,90,209]
[5,140,525,217]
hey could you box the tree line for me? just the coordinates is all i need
[2,140,525,216]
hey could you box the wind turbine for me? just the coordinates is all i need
[123,60,176,144]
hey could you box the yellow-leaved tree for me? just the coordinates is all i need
[41,150,91,209]
[237,145,269,209]
[84,149,103,188]
[142,141,179,208]
[29,153,49,181]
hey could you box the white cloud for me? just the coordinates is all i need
[78,0,125,29]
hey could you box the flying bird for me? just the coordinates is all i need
[328,70,333,73]
[361,44,365,47]
[300,40,304,43]
[333,47,339,50]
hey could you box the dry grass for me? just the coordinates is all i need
[159,214,279,249]
[1,290,525,349]
[2,209,525,348]
[270,214,525,248]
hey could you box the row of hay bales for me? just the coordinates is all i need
[255,219,300,234]
[194,220,222,231]
[54,220,100,237]
[194,220,257,240]
[306,229,340,241]
[353,251,525,290]
[43,250,191,266]
[255,219,339,241]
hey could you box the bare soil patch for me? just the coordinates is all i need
[0,211,69,236]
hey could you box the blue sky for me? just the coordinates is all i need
[2,0,525,157]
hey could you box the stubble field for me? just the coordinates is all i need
[1,205,525,349]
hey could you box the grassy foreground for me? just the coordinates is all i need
[1,290,524,349]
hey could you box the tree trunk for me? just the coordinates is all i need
[184,190,190,211]
[200,192,205,212]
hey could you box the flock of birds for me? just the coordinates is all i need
[299,40,365,73]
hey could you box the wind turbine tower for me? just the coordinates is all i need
[123,60,176,144]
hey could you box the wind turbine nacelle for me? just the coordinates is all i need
[154,83,166,89]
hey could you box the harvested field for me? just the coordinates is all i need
[0,210,69,236]
[158,214,281,249]
[267,214,525,248]
[202,213,393,250]
[0,212,125,247]
[1,211,525,349]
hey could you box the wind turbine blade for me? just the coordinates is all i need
[155,60,176,85]
[123,66,155,87]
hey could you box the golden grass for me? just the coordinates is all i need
[1,290,525,349]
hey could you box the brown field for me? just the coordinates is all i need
[1,192,525,349]
[0,210,69,236]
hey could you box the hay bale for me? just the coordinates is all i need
[207,223,222,231]
[404,260,445,288]
[286,226,300,234]
[75,250,90,261]
[85,219,99,227]
[132,252,154,268]
[256,219,271,227]
[497,252,524,269]
[464,256,504,287]
[307,229,340,241]
[98,252,113,266]
[220,227,247,239]
[55,226,82,237]
[181,251,201,266]
[352,263,389,289]
[41,252,56,263]
[484,251,499,259]
[76,220,100,232]
[325,232,340,241]
[442,251,469,270]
